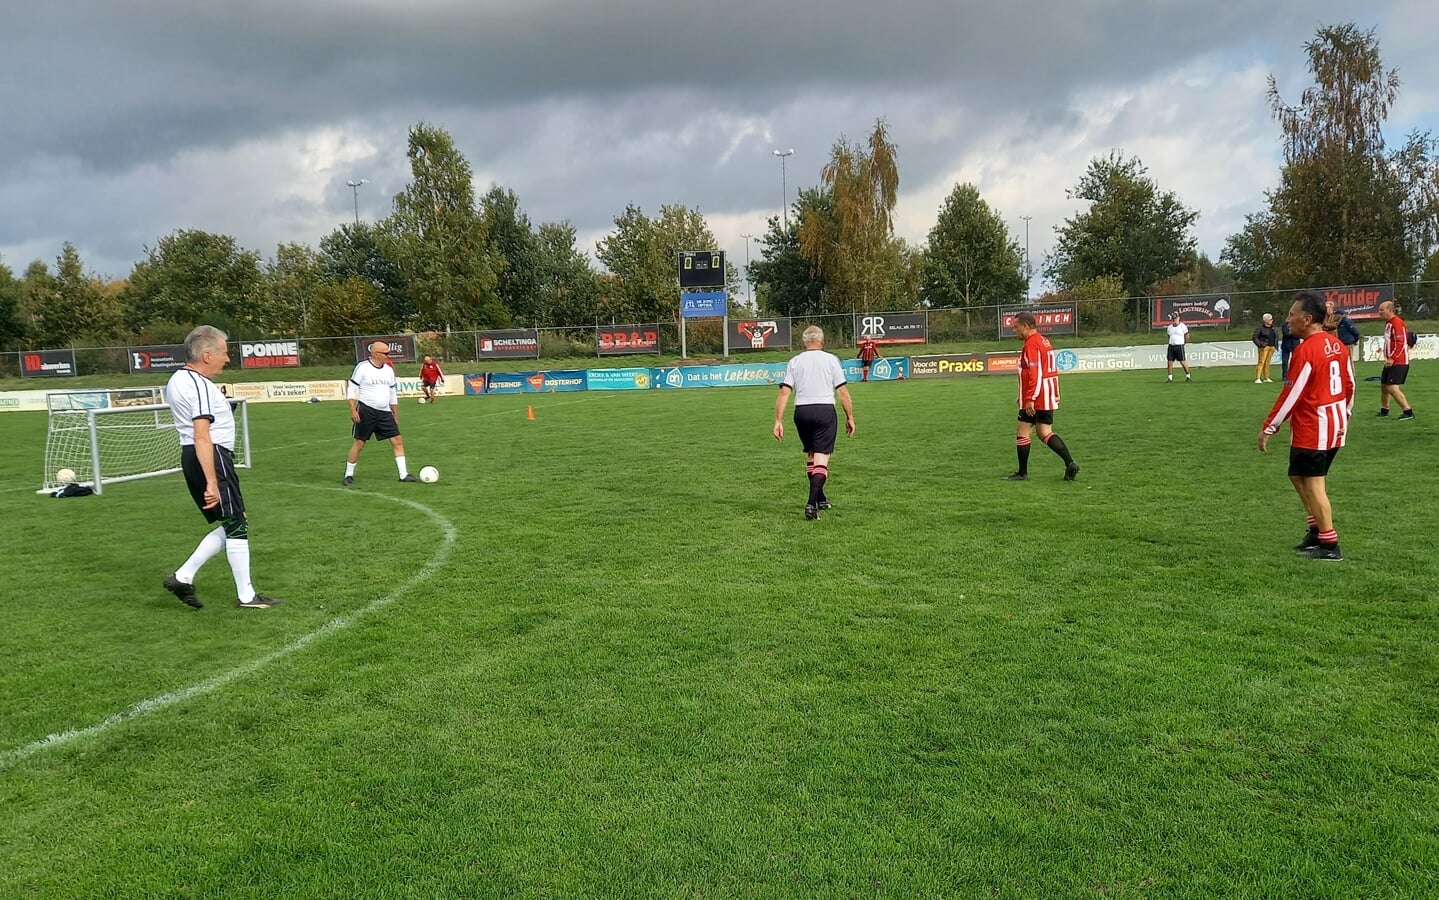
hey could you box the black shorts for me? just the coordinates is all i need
[1018,409,1055,426]
[859,358,876,368]
[354,404,401,441]
[1167,345,1186,362]
[1381,365,1409,386]
[182,444,245,523]
[421,379,438,389]
[794,404,838,454]
[1288,446,1340,478]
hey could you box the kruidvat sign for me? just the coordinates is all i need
[1322,284,1393,321]
[726,318,792,351]
[1151,295,1232,328]
[20,348,77,378]
[680,291,727,318]
[908,354,985,378]
[999,304,1078,337]
[597,326,660,356]
[128,344,188,374]
[240,339,300,369]
[476,329,541,359]
[354,334,417,363]
[855,312,928,345]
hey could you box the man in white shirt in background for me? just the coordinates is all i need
[345,341,419,485]
[1165,312,1193,382]
[163,325,283,610]
[773,326,856,520]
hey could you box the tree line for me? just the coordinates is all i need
[2,23,1435,354]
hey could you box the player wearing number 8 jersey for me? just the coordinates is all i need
[1006,313,1079,482]
[1259,291,1355,560]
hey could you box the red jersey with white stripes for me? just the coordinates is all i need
[1018,332,1060,410]
[1384,315,1409,365]
[1263,331,1355,450]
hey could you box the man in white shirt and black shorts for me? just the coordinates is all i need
[773,325,856,520]
[163,325,283,610]
[345,341,419,484]
[1165,312,1192,382]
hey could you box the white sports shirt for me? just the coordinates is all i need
[167,367,235,449]
[1167,322,1189,345]
[348,360,399,411]
[781,349,846,406]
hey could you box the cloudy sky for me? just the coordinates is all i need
[3,0,1437,293]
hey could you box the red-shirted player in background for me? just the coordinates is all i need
[1259,291,1356,561]
[1005,312,1080,482]
[419,356,445,403]
[1376,300,1414,420]
[856,335,881,381]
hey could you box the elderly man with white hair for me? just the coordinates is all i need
[773,325,856,520]
[1252,312,1278,383]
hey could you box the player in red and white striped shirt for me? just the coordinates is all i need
[1006,313,1079,482]
[1259,291,1356,560]
[1377,300,1414,419]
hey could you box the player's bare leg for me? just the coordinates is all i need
[389,436,415,481]
[1381,383,1411,415]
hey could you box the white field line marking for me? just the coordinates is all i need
[265,393,610,453]
[0,487,456,769]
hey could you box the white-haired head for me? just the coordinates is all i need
[802,326,824,346]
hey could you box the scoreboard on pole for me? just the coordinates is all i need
[678,250,725,290]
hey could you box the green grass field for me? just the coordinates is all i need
[2,362,1437,898]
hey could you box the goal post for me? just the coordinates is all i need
[39,398,250,494]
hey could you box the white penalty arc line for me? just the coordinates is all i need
[0,487,456,770]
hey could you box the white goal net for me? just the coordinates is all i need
[39,389,250,494]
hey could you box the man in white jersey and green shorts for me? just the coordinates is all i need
[163,325,283,610]
[773,326,856,520]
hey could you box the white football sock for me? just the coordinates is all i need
[226,538,255,603]
[396,455,408,478]
[345,461,357,477]
[176,526,225,583]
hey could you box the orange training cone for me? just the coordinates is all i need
[526,405,535,420]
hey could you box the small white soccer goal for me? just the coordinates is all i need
[39,389,250,494]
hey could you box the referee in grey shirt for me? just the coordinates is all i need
[774,325,856,520]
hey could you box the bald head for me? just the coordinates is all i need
[369,341,390,359]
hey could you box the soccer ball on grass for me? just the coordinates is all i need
[418,466,440,483]
[56,468,77,484]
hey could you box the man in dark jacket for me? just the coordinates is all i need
[1280,320,1303,380]
[1252,312,1278,383]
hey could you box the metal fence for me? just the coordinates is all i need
[2,283,1434,379]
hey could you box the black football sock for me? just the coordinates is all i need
[1015,437,1031,476]
[1045,433,1075,466]
[808,465,828,506]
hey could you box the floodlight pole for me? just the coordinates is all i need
[740,232,757,307]
[346,178,369,226]
[773,149,794,228]
[1019,215,1032,299]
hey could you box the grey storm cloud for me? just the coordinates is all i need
[0,0,1424,278]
